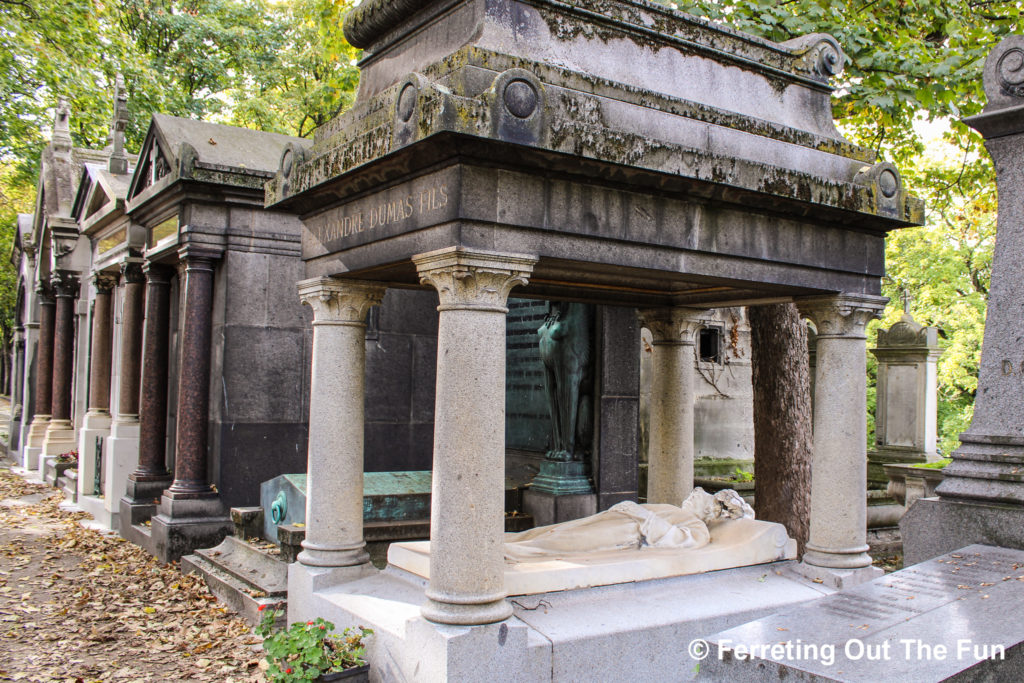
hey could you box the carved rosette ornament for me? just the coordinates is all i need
[414,248,538,312]
[298,277,386,326]
[997,46,1024,98]
[797,294,887,340]
[637,307,706,345]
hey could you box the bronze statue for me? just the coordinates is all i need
[537,302,594,462]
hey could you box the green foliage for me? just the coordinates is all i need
[732,467,754,483]
[913,458,952,469]
[255,605,372,682]
[666,0,1014,453]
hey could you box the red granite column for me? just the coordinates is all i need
[126,262,174,495]
[24,284,56,466]
[33,286,55,419]
[151,246,229,562]
[167,247,219,498]
[116,261,146,421]
[49,272,79,423]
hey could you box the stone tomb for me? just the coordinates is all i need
[268,0,922,678]
[902,35,1024,564]
[699,545,1024,682]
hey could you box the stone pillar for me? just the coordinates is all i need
[867,313,944,489]
[637,307,705,505]
[797,294,886,587]
[77,273,117,498]
[121,263,175,518]
[294,278,384,579]
[151,246,231,563]
[24,285,55,471]
[9,326,24,453]
[41,272,79,468]
[104,261,145,524]
[903,35,1024,563]
[414,247,536,626]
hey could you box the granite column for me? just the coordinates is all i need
[41,272,79,466]
[24,285,55,470]
[637,307,705,505]
[295,278,384,577]
[415,247,537,626]
[797,294,886,587]
[151,246,230,562]
[124,263,175,501]
[78,273,117,497]
[104,261,145,524]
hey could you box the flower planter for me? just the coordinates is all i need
[317,665,370,682]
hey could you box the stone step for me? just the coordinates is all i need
[194,536,288,596]
[183,537,288,626]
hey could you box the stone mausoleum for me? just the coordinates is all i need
[268,0,921,678]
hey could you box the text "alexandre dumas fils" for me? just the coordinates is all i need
[315,184,449,242]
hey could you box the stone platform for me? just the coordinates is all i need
[289,560,830,682]
[698,544,1024,682]
[389,518,796,596]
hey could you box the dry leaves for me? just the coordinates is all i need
[0,464,265,682]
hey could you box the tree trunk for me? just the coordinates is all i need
[749,303,812,554]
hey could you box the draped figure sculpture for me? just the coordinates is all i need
[537,302,594,462]
[505,488,754,561]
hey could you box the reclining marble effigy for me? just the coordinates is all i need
[388,488,796,595]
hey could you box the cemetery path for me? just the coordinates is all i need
[0,462,265,683]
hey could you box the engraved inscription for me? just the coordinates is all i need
[312,184,449,243]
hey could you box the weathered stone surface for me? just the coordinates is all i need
[699,545,1024,682]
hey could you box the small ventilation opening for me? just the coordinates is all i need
[699,327,722,363]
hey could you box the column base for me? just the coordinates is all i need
[287,561,377,596]
[123,475,173,505]
[105,421,140,517]
[801,540,874,570]
[793,560,882,590]
[297,541,370,568]
[40,418,76,481]
[22,415,49,471]
[901,496,1024,566]
[77,412,111,498]
[150,492,232,563]
[421,596,514,626]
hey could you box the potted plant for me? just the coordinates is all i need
[256,604,373,682]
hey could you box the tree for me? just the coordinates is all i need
[749,304,813,553]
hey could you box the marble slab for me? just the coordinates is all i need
[699,544,1024,682]
[388,517,796,596]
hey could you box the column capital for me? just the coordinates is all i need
[35,281,55,304]
[143,261,175,284]
[298,277,386,325]
[119,259,146,284]
[797,294,887,340]
[50,271,80,298]
[413,247,537,312]
[92,271,118,293]
[637,307,707,344]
